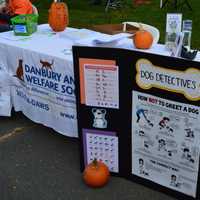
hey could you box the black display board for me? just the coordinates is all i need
[73,46,200,200]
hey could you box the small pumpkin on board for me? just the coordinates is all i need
[133,24,153,49]
[48,0,69,32]
[83,158,110,188]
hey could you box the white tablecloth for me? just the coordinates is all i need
[0,24,78,137]
[0,24,199,137]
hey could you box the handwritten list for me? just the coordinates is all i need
[84,64,119,109]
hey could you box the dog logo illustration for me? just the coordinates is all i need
[40,59,54,70]
[185,128,194,138]
[159,117,173,133]
[92,108,107,129]
[170,174,182,188]
[138,158,149,176]
[15,59,24,81]
[181,147,195,163]
[157,138,177,157]
[138,130,154,149]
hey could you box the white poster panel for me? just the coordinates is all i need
[82,129,119,173]
[84,64,119,109]
[132,91,200,197]
[2,44,77,137]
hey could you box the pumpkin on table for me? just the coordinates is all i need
[48,0,69,32]
[83,158,110,188]
[133,24,153,49]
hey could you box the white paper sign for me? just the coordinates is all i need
[84,64,119,109]
[93,33,132,44]
[132,91,200,197]
[83,129,119,173]
[166,13,182,33]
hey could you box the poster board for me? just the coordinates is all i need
[73,46,200,200]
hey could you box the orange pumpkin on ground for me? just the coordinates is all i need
[133,26,153,49]
[48,0,69,32]
[83,159,110,188]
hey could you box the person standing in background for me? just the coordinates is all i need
[0,0,33,32]
[0,0,6,22]
[7,0,33,15]
[0,0,6,10]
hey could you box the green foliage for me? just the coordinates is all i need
[34,0,200,48]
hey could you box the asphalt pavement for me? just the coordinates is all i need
[0,111,177,200]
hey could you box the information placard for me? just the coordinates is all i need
[73,46,200,200]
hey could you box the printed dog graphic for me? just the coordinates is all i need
[92,108,107,129]
[40,59,54,70]
[15,59,24,81]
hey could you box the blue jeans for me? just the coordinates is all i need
[0,24,12,32]
[0,13,13,32]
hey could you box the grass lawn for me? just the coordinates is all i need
[34,0,200,48]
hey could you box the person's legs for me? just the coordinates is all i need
[0,13,12,23]
[0,24,12,32]
[0,13,13,32]
[136,113,140,123]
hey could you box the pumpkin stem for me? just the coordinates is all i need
[92,158,98,167]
